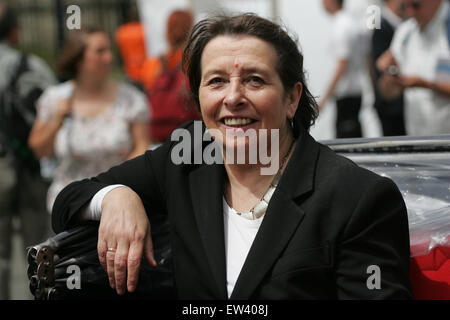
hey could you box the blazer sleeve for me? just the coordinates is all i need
[335,177,413,299]
[52,140,172,233]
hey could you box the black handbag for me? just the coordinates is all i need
[27,216,175,300]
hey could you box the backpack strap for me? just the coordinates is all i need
[0,53,29,122]
[156,54,182,89]
[10,54,35,127]
[0,53,33,162]
[159,55,167,73]
[159,54,182,73]
[8,53,28,91]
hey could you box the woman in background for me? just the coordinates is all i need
[140,10,193,90]
[28,27,151,213]
[140,10,201,143]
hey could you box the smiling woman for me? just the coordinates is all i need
[198,35,299,149]
[52,14,413,299]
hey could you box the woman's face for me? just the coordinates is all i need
[198,35,302,151]
[78,32,113,79]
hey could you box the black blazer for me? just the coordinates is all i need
[52,122,413,299]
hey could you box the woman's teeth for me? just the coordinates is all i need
[223,118,253,126]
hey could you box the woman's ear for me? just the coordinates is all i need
[286,82,303,119]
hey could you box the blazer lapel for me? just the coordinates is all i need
[189,163,228,299]
[230,131,320,299]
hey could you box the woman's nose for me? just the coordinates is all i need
[223,79,245,109]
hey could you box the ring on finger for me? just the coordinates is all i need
[107,247,116,253]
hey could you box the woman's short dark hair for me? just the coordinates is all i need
[55,27,104,80]
[182,13,319,135]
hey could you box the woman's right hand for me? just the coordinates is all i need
[97,187,157,295]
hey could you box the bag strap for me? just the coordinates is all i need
[0,53,32,126]
[12,53,28,86]
[9,54,28,90]
[0,54,32,161]
[159,54,182,73]
[0,54,25,138]
[9,54,37,127]
[155,55,182,90]
[159,55,167,73]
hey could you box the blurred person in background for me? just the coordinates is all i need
[140,10,193,90]
[140,9,201,143]
[0,2,56,299]
[28,27,151,214]
[319,0,368,138]
[370,0,407,137]
[115,2,147,86]
[377,0,450,136]
[371,0,406,136]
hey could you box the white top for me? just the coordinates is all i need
[223,197,264,298]
[330,10,366,98]
[390,0,450,136]
[36,81,149,212]
[82,187,265,299]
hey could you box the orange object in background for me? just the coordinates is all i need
[410,246,450,299]
[140,49,183,91]
[115,22,147,82]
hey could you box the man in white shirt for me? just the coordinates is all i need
[320,0,367,138]
[377,0,450,136]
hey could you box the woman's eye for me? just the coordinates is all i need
[248,76,264,86]
[208,78,224,86]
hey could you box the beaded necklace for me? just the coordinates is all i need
[225,139,295,220]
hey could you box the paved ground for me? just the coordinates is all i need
[11,232,34,300]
